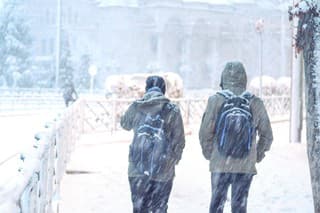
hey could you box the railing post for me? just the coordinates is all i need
[186,99,190,126]
[80,99,85,134]
[112,98,117,134]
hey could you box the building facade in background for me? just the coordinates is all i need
[23,0,292,89]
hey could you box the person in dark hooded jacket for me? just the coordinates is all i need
[199,61,273,213]
[62,81,78,107]
[121,75,185,213]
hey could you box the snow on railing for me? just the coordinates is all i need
[0,89,65,114]
[0,100,83,213]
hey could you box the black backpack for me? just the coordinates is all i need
[214,90,254,158]
[130,104,171,177]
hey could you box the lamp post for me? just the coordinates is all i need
[55,0,61,88]
[290,0,303,143]
[255,18,264,97]
[88,65,97,93]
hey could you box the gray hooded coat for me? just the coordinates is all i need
[199,61,273,174]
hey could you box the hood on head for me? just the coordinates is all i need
[145,75,166,95]
[220,61,247,95]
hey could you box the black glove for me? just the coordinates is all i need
[257,151,265,163]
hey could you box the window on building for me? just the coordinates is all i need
[45,9,50,25]
[49,38,55,54]
[50,10,55,25]
[150,34,158,54]
[73,37,77,49]
[62,11,66,24]
[41,39,47,55]
[74,12,79,25]
[68,6,72,25]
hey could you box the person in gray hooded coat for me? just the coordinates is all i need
[121,75,185,213]
[199,61,273,213]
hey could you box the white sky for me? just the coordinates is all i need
[96,0,256,6]
[96,0,292,9]
[183,0,254,4]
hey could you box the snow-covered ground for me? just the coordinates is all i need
[59,122,314,213]
[0,111,61,165]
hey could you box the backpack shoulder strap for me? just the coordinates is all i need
[159,103,170,118]
[216,90,234,99]
[240,91,255,102]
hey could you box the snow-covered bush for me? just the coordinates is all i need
[105,72,184,98]
[275,76,291,96]
[248,75,277,96]
[249,76,291,96]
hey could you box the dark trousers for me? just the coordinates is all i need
[210,173,254,213]
[129,176,173,213]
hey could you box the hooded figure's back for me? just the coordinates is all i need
[199,61,273,175]
[220,61,247,95]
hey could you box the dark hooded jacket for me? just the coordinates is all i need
[62,83,78,106]
[120,89,185,181]
[199,61,273,174]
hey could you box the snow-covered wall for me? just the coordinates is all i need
[0,101,83,213]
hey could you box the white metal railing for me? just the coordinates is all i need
[0,100,83,213]
[80,95,290,133]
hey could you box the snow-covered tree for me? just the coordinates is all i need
[75,54,91,90]
[289,1,320,211]
[59,30,74,88]
[0,0,32,87]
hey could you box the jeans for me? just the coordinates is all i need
[129,176,173,213]
[210,173,254,213]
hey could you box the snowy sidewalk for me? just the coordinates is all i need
[59,122,314,213]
